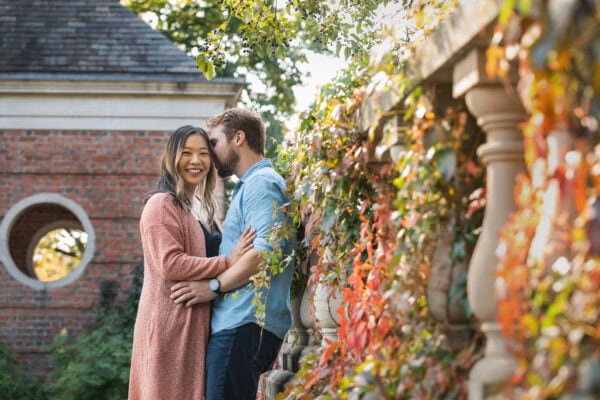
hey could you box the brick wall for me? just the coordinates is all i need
[0,129,171,377]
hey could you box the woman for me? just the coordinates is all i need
[129,125,254,400]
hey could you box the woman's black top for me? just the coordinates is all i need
[200,222,222,257]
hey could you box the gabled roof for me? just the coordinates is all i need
[0,0,210,80]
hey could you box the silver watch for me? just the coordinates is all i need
[209,278,223,295]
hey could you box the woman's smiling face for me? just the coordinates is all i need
[177,133,212,195]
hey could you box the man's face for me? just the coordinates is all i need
[208,125,240,178]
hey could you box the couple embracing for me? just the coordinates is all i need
[128,108,295,400]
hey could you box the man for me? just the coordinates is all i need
[170,108,295,400]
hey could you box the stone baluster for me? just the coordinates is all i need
[264,283,313,399]
[453,48,527,399]
[313,280,343,344]
[288,283,313,369]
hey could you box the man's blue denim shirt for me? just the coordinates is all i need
[211,158,295,339]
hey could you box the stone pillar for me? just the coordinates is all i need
[453,48,527,399]
[465,84,525,398]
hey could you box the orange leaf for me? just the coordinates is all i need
[486,45,504,78]
[377,317,391,337]
[319,340,339,364]
[304,369,320,390]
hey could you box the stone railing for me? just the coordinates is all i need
[264,277,343,398]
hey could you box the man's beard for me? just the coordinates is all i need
[215,149,239,178]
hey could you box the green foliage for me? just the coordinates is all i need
[40,228,87,260]
[49,327,132,400]
[48,264,143,400]
[194,0,414,72]
[122,0,306,157]
[0,346,48,400]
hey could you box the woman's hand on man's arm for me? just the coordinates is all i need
[170,249,264,307]
[170,280,215,307]
[226,227,256,267]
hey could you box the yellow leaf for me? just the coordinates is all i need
[414,10,425,29]
[486,45,504,78]
[520,314,539,335]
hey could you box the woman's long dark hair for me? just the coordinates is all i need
[145,125,218,222]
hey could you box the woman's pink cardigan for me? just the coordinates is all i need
[129,193,227,400]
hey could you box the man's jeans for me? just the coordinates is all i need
[205,323,283,400]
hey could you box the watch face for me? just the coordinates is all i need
[209,279,219,291]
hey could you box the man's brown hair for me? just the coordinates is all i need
[206,108,265,156]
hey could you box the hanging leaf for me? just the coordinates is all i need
[320,210,336,232]
[435,148,457,181]
[196,55,215,80]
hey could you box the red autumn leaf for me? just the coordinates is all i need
[465,159,480,176]
[377,317,391,337]
[467,188,486,217]
[319,340,339,364]
[354,322,368,353]
[304,368,321,390]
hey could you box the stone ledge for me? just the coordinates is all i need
[413,0,500,85]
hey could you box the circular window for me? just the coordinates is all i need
[0,194,95,290]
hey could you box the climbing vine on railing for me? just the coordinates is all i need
[491,0,600,398]
[277,46,486,397]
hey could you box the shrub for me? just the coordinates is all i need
[0,345,48,400]
[48,263,142,400]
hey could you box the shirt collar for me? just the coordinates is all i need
[239,158,272,183]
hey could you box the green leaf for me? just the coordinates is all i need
[243,8,254,23]
[499,0,518,24]
[320,211,336,232]
[344,46,352,59]
[434,148,457,181]
[196,56,215,80]
[451,239,466,261]
[449,272,472,317]
[518,0,531,15]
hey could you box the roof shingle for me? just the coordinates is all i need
[0,0,205,77]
